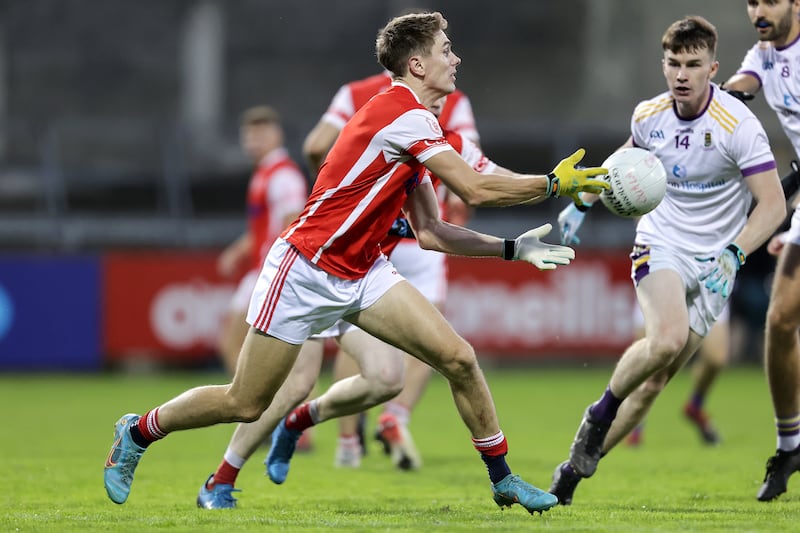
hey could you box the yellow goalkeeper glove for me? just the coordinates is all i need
[546,148,609,204]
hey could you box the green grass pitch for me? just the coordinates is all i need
[2,364,799,531]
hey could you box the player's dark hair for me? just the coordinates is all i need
[240,105,281,127]
[662,15,717,57]
[375,11,447,77]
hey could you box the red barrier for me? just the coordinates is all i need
[103,252,235,363]
[101,249,636,363]
[444,252,636,358]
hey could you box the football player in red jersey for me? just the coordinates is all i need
[216,106,307,376]
[104,12,607,514]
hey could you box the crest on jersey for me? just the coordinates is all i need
[426,116,443,136]
[473,155,489,173]
[703,130,713,148]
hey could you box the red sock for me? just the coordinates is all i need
[473,431,511,484]
[472,431,508,456]
[285,403,315,432]
[137,408,167,443]
[211,459,240,487]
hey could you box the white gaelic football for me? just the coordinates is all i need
[599,147,666,218]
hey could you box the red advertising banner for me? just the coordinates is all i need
[102,252,235,363]
[101,249,637,363]
[443,251,637,358]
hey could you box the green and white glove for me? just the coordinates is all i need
[557,198,593,246]
[697,243,746,299]
[504,223,576,270]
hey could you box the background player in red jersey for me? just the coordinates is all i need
[315,96,515,472]
[216,106,307,375]
[104,12,608,514]
[303,71,479,171]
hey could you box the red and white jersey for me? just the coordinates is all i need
[431,128,496,218]
[438,91,479,144]
[445,129,495,176]
[247,147,308,269]
[380,128,496,257]
[283,82,452,279]
[321,71,480,143]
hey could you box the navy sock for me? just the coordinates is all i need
[690,391,704,410]
[129,424,151,449]
[482,453,512,484]
[589,386,623,425]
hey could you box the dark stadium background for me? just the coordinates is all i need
[0,0,783,370]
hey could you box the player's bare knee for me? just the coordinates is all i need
[379,372,405,399]
[364,365,405,399]
[224,394,269,423]
[380,374,405,399]
[766,303,800,332]
[645,333,685,367]
[435,344,478,381]
[284,374,317,404]
[373,385,403,404]
[236,400,271,422]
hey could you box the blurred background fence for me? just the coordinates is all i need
[0,0,786,369]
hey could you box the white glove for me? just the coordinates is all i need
[697,244,745,299]
[557,201,592,245]
[511,223,576,270]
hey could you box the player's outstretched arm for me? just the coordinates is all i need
[217,232,253,279]
[302,120,341,175]
[557,195,593,246]
[424,148,607,207]
[510,223,575,270]
[720,73,760,100]
[404,183,574,271]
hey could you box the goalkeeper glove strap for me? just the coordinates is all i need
[726,243,747,268]
[503,239,515,260]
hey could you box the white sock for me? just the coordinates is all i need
[777,433,800,452]
[223,447,246,469]
[384,402,410,427]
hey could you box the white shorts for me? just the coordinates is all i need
[632,294,730,330]
[312,320,356,340]
[229,270,258,312]
[787,206,800,245]
[246,238,405,344]
[630,243,728,337]
[389,240,447,305]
